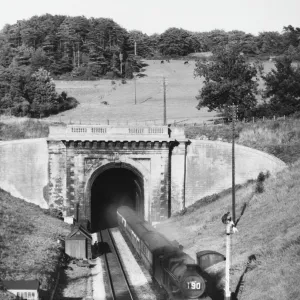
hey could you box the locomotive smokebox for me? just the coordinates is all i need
[196,250,225,270]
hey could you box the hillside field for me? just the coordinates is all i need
[156,159,300,300]
[0,189,70,299]
[49,60,276,125]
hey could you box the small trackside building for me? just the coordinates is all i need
[65,225,92,259]
[2,280,40,300]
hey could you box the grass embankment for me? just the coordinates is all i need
[157,159,300,299]
[155,117,300,299]
[0,116,49,140]
[0,188,70,299]
[185,118,300,164]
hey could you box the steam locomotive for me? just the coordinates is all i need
[117,206,216,300]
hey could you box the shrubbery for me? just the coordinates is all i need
[0,67,78,117]
[43,208,64,220]
[255,171,270,193]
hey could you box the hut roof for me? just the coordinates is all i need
[2,280,39,290]
[66,225,92,240]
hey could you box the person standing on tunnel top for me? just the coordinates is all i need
[93,241,98,255]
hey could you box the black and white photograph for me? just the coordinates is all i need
[0,0,299,299]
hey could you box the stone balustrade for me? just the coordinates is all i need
[48,125,186,141]
[49,125,169,138]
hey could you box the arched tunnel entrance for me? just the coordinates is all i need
[91,167,144,232]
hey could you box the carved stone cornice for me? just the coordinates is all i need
[62,140,170,150]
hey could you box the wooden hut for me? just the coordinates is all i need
[65,225,92,259]
[2,280,40,300]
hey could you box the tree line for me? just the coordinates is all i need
[1,15,300,75]
[0,14,299,118]
[194,45,300,120]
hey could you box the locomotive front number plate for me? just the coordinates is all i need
[186,280,201,289]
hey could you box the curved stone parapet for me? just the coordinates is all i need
[185,140,287,207]
[0,137,287,213]
[0,138,48,208]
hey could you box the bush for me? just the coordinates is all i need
[255,171,270,193]
[104,71,115,79]
[71,66,87,77]
[0,67,78,118]
[290,111,300,119]
[255,181,265,193]
[45,208,64,220]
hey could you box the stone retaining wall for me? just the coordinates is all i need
[185,140,287,207]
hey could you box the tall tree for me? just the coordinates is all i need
[262,55,300,116]
[158,28,195,56]
[194,45,259,119]
[256,31,285,55]
[283,25,300,48]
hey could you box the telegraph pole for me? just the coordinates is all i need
[222,212,238,300]
[223,103,238,300]
[163,77,167,125]
[77,42,80,67]
[134,41,137,56]
[134,75,137,105]
[119,53,123,74]
[225,221,231,300]
[231,104,237,223]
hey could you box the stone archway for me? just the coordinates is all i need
[83,159,150,230]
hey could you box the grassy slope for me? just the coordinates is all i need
[0,117,49,140]
[0,60,275,140]
[186,118,300,164]
[48,60,216,124]
[156,119,300,299]
[156,161,300,299]
[0,189,70,298]
[45,60,274,125]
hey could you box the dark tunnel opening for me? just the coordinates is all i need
[91,167,143,232]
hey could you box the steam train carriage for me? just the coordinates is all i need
[117,206,213,300]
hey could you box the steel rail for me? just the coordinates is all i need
[99,230,116,300]
[107,228,135,300]
[100,229,134,300]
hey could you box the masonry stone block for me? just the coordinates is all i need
[170,142,187,213]
[48,140,67,212]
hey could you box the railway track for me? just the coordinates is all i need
[98,229,135,300]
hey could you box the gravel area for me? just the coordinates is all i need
[110,228,157,300]
[55,262,93,299]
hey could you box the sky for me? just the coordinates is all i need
[0,0,299,35]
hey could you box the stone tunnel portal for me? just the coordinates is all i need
[91,167,144,232]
